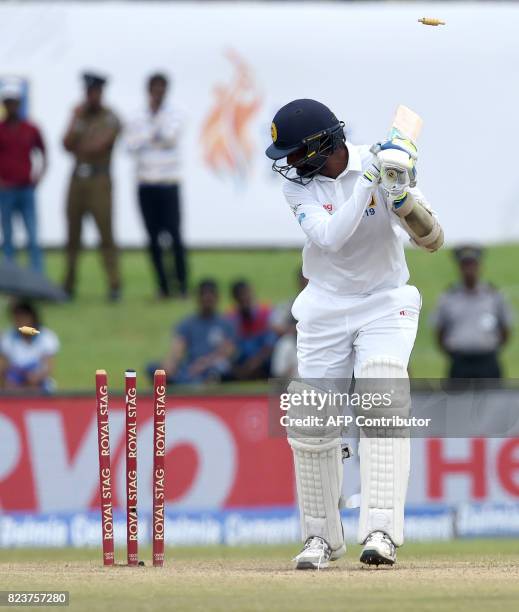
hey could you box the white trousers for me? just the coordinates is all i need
[292,283,421,378]
[290,282,421,548]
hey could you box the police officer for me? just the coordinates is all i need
[62,72,121,301]
[433,246,513,378]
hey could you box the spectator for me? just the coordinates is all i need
[228,280,276,380]
[270,268,308,336]
[62,72,122,301]
[0,79,46,272]
[151,279,234,384]
[432,246,513,379]
[126,73,188,299]
[0,300,59,392]
[271,319,298,379]
[270,269,308,378]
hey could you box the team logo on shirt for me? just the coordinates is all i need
[323,203,333,214]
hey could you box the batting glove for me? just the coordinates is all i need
[362,158,381,185]
[371,138,418,198]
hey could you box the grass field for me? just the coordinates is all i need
[2,540,519,611]
[1,245,518,391]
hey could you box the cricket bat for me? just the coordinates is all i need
[387,106,432,239]
[389,105,423,144]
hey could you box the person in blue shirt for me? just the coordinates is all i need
[0,300,59,392]
[149,279,235,384]
[227,280,277,380]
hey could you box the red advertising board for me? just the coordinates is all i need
[2,394,519,513]
[0,394,294,513]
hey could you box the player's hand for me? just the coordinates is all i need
[374,137,418,161]
[362,158,381,186]
[371,138,417,199]
[381,165,412,200]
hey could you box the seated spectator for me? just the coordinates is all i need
[227,280,276,380]
[149,279,235,384]
[271,327,298,379]
[270,269,308,378]
[431,246,513,379]
[0,300,59,392]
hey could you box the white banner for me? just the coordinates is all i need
[1,1,518,247]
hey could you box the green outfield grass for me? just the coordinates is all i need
[2,540,519,611]
[1,245,518,391]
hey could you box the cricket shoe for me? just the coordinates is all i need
[360,531,396,566]
[293,537,345,570]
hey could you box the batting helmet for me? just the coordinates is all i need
[265,99,345,185]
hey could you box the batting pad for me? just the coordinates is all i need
[356,357,410,547]
[289,436,345,552]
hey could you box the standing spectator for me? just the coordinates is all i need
[0,79,46,272]
[432,246,513,379]
[228,280,276,380]
[62,73,121,301]
[149,279,235,384]
[0,300,59,392]
[126,73,188,299]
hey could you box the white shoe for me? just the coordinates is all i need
[360,531,396,566]
[293,536,335,570]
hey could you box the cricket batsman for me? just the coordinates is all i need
[265,99,444,569]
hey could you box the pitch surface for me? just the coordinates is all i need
[2,540,519,611]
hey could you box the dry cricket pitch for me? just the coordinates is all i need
[2,540,519,611]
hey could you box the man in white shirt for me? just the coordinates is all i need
[127,73,187,298]
[265,99,443,569]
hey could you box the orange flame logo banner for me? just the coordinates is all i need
[201,50,261,180]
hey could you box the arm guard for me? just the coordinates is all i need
[392,192,444,252]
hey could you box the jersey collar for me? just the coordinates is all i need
[315,142,362,182]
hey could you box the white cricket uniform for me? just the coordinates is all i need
[285,142,424,378]
[282,141,438,554]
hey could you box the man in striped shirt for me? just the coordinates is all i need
[127,73,188,299]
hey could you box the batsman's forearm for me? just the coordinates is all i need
[394,192,444,252]
[405,203,437,237]
[302,174,376,253]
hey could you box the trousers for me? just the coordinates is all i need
[64,174,120,292]
[138,184,187,296]
[292,283,421,378]
[0,186,44,272]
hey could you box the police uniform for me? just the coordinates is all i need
[433,272,512,378]
[64,73,121,298]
